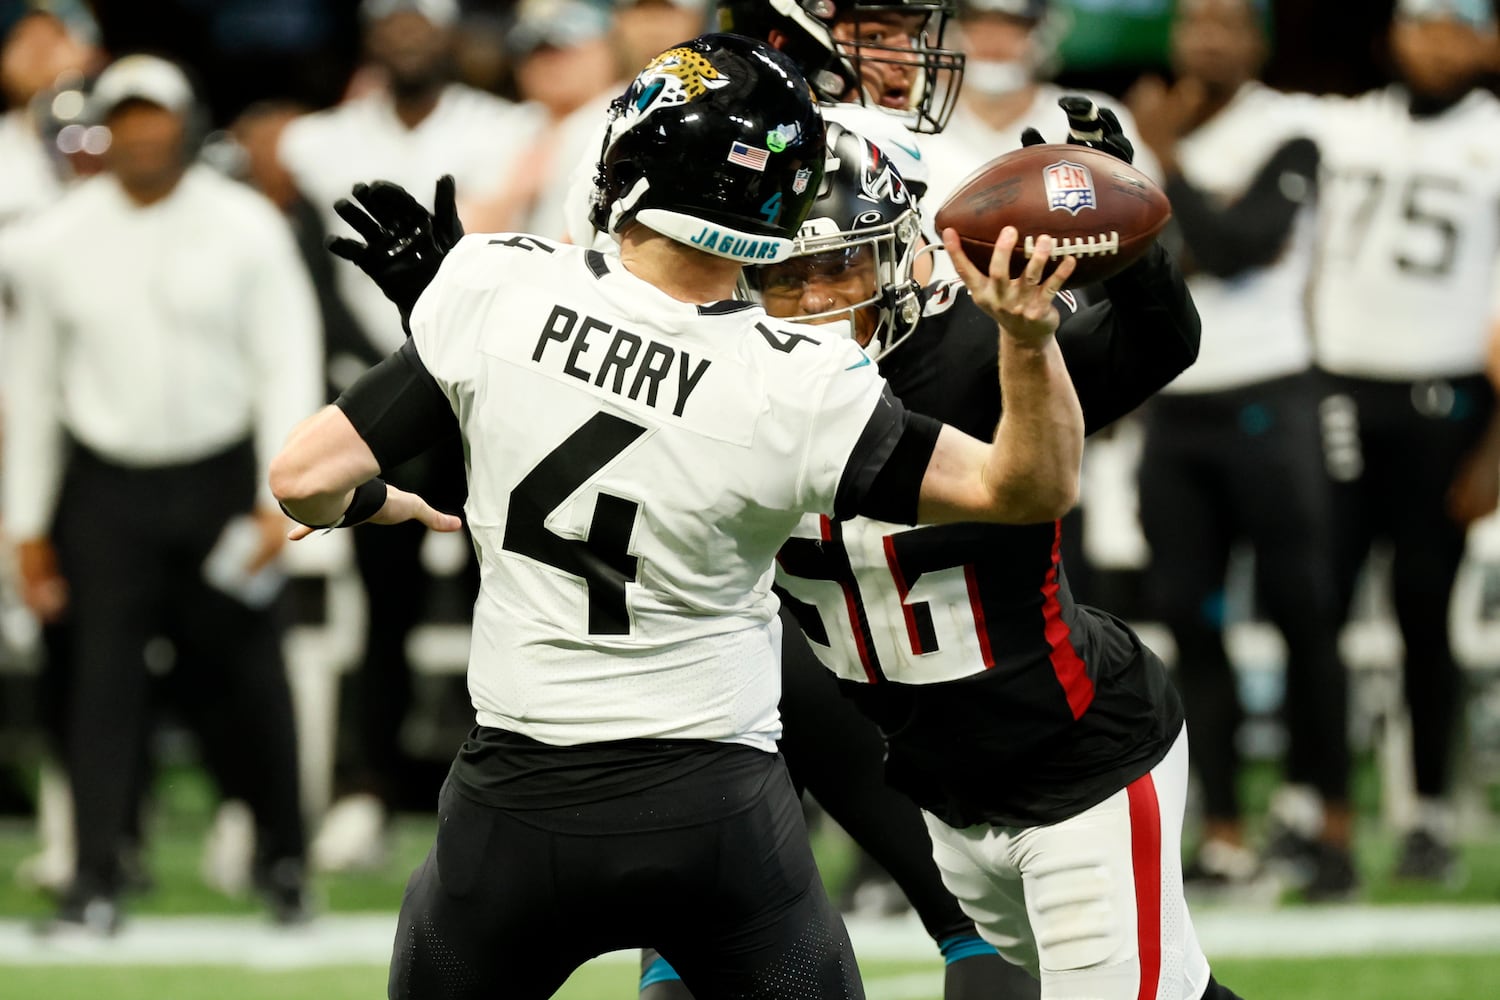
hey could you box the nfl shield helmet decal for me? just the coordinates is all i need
[1044,160,1096,215]
[792,167,812,194]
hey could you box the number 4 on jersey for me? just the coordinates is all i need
[502,413,645,635]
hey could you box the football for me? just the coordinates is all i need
[933,143,1172,287]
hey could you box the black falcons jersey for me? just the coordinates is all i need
[774,244,1200,828]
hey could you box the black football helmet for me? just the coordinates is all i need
[590,33,826,264]
[717,0,965,133]
[745,122,924,358]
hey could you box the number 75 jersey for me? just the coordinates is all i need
[1310,86,1500,379]
[407,234,895,749]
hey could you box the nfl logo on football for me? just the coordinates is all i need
[1044,160,1096,215]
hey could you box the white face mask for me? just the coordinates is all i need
[964,58,1032,97]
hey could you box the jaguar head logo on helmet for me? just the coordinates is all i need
[590,34,828,265]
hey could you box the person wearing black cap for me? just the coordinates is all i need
[3,53,321,934]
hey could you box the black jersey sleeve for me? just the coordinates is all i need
[833,385,942,525]
[1056,241,1202,435]
[334,339,458,471]
[1164,136,1319,280]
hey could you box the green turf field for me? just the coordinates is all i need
[2,757,1498,999]
[1,953,1496,1000]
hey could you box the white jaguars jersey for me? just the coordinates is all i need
[1311,86,1500,379]
[1166,82,1318,393]
[409,234,889,750]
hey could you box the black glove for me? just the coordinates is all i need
[326,174,463,332]
[1020,96,1136,165]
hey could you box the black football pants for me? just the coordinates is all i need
[1320,372,1496,799]
[390,751,863,1000]
[51,440,305,898]
[1139,372,1348,822]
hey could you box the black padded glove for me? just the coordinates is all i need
[1020,96,1136,165]
[326,174,463,333]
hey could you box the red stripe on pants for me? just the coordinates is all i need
[1128,773,1163,1000]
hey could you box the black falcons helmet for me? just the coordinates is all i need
[746,122,924,358]
[590,33,826,264]
[717,0,965,134]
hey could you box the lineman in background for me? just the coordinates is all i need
[1307,0,1500,883]
[1125,0,1354,898]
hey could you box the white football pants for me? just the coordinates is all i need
[924,727,1212,1000]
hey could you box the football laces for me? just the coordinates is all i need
[1023,232,1120,258]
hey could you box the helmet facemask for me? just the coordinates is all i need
[748,206,924,359]
[833,2,965,133]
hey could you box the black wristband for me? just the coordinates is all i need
[279,478,388,530]
[338,478,388,527]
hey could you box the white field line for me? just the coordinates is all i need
[2,906,1499,968]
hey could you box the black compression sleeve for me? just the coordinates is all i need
[334,340,457,471]
[833,387,942,525]
[1164,136,1319,279]
[1056,241,1201,435]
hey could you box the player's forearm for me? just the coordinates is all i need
[269,405,381,526]
[983,333,1084,521]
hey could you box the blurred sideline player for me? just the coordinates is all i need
[1307,0,1500,883]
[751,120,1244,1000]
[276,0,536,870]
[0,2,102,896]
[4,54,321,933]
[274,34,1087,999]
[1124,0,1354,897]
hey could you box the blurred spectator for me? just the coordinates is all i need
[276,0,530,870]
[1126,0,1353,898]
[0,2,100,891]
[230,101,371,397]
[462,0,620,237]
[0,7,100,226]
[1307,0,1500,884]
[1,54,321,933]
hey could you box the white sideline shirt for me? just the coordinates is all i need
[1310,86,1500,379]
[1165,82,1318,394]
[1,167,323,538]
[409,234,892,750]
[278,85,543,355]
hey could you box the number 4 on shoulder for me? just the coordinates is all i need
[756,322,817,354]
[489,235,555,253]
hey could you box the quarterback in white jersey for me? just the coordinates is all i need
[272,36,1084,1000]
[1308,0,1500,884]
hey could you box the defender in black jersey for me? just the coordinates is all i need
[750,118,1245,1000]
